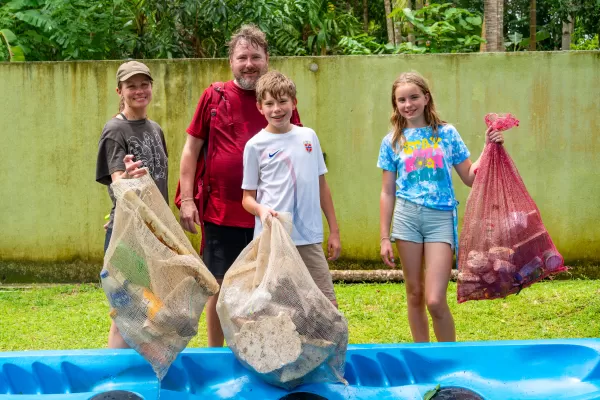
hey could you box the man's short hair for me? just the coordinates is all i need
[228,24,268,58]
[255,71,297,103]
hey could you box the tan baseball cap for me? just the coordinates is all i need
[116,61,153,84]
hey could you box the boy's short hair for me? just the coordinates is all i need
[255,71,297,103]
[228,24,268,58]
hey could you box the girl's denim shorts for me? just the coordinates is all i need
[392,198,454,248]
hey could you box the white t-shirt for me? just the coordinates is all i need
[242,125,328,245]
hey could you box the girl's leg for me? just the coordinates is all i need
[108,321,130,348]
[423,242,455,342]
[396,240,428,342]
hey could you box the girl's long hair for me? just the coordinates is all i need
[390,72,445,153]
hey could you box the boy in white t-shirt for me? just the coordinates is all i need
[241,71,341,306]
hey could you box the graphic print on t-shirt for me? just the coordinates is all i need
[376,125,470,210]
[268,149,282,158]
[403,137,446,184]
[127,129,168,180]
[304,141,312,153]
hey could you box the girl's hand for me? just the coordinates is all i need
[380,238,396,268]
[485,126,504,144]
[257,205,278,225]
[122,154,148,178]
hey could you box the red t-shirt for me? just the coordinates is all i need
[186,80,301,228]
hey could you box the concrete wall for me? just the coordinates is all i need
[1,52,598,265]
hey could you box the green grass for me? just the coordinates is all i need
[0,280,598,351]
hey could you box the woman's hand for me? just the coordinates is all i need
[122,154,147,179]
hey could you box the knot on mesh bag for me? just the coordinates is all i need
[102,171,219,379]
[484,113,519,132]
[217,213,349,389]
[457,114,566,303]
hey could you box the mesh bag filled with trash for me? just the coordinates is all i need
[457,113,566,303]
[217,213,348,389]
[102,172,219,379]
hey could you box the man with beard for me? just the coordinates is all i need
[178,24,301,347]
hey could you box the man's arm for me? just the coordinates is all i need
[179,135,204,233]
[319,175,341,261]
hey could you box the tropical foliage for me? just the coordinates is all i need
[0,0,598,61]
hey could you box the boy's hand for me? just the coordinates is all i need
[257,205,278,224]
[327,231,341,261]
[485,126,504,145]
[380,238,396,268]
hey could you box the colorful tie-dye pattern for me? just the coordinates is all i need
[377,124,470,211]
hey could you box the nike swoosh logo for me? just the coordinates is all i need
[268,150,281,158]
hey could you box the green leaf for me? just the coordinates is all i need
[8,45,26,61]
[0,29,26,61]
[423,384,441,400]
[536,30,551,42]
[0,29,18,43]
[466,16,482,26]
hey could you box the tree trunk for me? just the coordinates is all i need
[384,0,395,44]
[529,0,536,51]
[394,22,402,45]
[497,0,504,51]
[561,16,573,50]
[393,0,403,45]
[480,19,486,51]
[483,0,499,51]
[363,0,369,32]
[407,0,415,44]
[331,269,459,283]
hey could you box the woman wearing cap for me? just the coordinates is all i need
[95,61,169,348]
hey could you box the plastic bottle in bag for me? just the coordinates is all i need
[515,257,543,284]
[101,269,132,309]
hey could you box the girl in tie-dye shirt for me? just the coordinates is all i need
[378,72,505,343]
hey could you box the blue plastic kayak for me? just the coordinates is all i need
[1,339,599,399]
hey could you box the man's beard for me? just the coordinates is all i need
[235,67,267,90]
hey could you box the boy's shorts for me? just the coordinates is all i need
[203,222,254,279]
[296,243,337,302]
[392,198,454,248]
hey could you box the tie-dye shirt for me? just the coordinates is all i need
[377,124,470,210]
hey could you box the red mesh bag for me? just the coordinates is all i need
[457,113,566,303]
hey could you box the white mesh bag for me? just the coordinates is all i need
[217,213,348,389]
[102,172,219,379]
